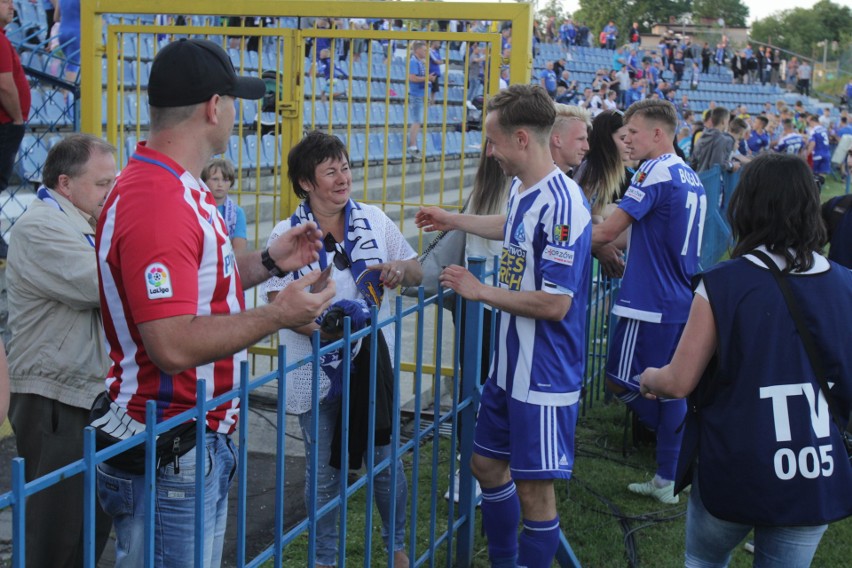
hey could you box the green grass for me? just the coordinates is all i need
[561,401,852,567]
[263,175,852,566]
[822,176,849,201]
[263,398,851,567]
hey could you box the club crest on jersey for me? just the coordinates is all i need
[145,263,173,299]
[552,224,570,242]
[632,171,647,185]
[513,222,526,243]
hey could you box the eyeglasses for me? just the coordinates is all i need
[324,233,352,271]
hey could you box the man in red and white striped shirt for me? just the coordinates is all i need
[94,39,335,568]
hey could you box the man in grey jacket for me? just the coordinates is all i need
[7,133,115,567]
[691,106,734,173]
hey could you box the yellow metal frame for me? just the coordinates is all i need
[84,1,534,380]
[81,0,533,136]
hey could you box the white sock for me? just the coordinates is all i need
[653,474,673,488]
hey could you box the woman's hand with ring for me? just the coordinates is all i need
[369,262,405,288]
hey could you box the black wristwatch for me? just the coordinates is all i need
[261,248,285,278]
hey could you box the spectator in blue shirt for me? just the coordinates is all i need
[603,20,618,50]
[746,115,770,155]
[540,61,558,99]
[560,18,576,50]
[201,158,247,254]
[407,41,435,158]
[834,116,852,138]
[625,80,645,108]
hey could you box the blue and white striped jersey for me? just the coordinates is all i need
[809,125,831,161]
[774,132,805,155]
[615,154,705,324]
[490,168,592,406]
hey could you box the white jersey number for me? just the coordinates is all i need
[681,191,707,256]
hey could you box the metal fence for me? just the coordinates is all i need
[0,256,619,567]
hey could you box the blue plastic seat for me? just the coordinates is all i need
[368,102,386,127]
[18,134,48,182]
[245,135,263,168]
[261,133,280,167]
[387,132,404,161]
[367,133,385,162]
[350,132,366,164]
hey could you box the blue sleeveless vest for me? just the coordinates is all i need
[675,257,852,525]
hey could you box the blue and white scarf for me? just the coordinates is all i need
[290,198,386,401]
[222,197,238,238]
[37,186,95,248]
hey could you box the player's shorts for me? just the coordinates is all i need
[605,317,685,391]
[812,155,831,174]
[473,379,578,480]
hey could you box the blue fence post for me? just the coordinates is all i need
[273,345,288,566]
[194,379,208,568]
[11,458,25,568]
[455,256,485,568]
[337,317,352,568]
[236,361,251,567]
[144,400,157,568]
[83,427,96,567]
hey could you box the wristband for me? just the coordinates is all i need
[261,248,285,278]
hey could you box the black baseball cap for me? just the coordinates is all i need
[148,38,266,107]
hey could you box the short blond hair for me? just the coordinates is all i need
[553,104,592,131]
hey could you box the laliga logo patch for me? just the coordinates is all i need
[632,171,647,185]
[552,224,570,242]
[145,263,173,299]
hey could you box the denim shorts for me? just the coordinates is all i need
[408,97,425,124]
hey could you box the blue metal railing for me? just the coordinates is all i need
[3,232,738,566]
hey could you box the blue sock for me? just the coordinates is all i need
[480,480,520,566]
[616,389,661,431]
[656,398,687,480]
[517,516,561,568]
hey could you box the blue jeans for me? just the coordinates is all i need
[685,473,827,567]
[96,432,237,568]
[299,400,408,566]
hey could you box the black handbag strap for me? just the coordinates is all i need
[750,250,842,422]
[418,199,468,261]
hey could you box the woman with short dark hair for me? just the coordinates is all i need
[264,130,421,568]
[640,153,852,566]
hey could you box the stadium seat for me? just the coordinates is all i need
[18,134,48,182]
[426,133,441,158]
[389,104,404,127]
[226,135,242,165]
[349,132,366,164]
[242,99,258,125]
[261,133,280,167]
[351,102,367,128]
[387,132,404,161]
[246,135,264,168]
[367,133,385,162]
[368,102,386,127]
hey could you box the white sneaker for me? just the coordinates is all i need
[627,479,679,504]
[443,470,482,504]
